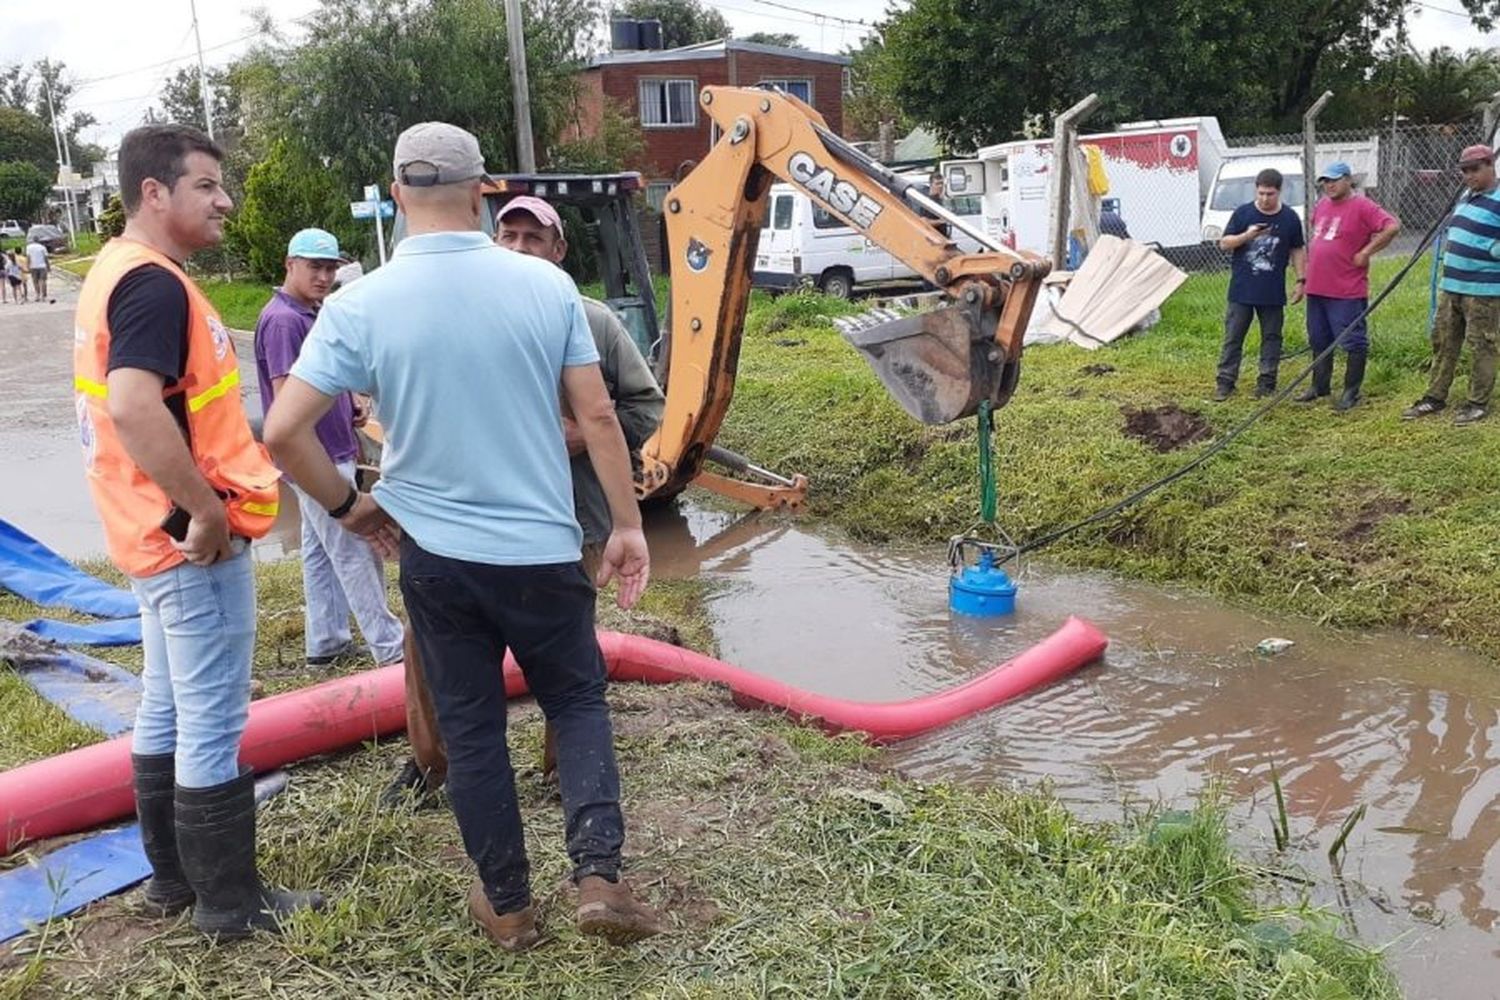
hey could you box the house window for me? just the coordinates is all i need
[757,79,812,103]
[639,79,696,127]
[645,181,672,210]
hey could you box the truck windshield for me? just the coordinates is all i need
[1210,174,1305,212]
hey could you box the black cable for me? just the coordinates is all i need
[999,180,1464,564]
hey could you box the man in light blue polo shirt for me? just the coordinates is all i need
[1405,143,1500,425]
[263,122,662,950]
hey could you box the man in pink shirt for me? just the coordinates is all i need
[1297,162,1401,410]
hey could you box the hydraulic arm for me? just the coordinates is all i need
[637,86,1050,507]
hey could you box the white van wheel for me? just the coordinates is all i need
[819,269,854,299]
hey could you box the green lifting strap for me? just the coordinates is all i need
[977,400,996,524]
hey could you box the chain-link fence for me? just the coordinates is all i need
[1053,114,1491,274]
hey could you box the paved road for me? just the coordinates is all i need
[0,271,297,562]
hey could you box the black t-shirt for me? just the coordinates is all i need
[1225,203,1304,307]
[105,263,191,431]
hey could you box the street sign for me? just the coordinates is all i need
[363,184,380,201]
[350,200,394,220]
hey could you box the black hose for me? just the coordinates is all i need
[1000,180,1465,564]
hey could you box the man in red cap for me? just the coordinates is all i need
[1404,143,1500,425]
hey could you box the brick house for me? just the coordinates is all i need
[571,39,852,209]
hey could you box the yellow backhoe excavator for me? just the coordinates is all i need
[637,86,1050,509]
[385,87,1051,509]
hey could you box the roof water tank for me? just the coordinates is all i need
[610,18,641,51]
[638,19,663,49]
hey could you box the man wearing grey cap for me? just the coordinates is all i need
[264,121,662,950]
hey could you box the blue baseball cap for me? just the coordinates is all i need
[286,228,341,260]
[1317,162,1353,182]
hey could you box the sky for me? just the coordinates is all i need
[0,0,1493,155]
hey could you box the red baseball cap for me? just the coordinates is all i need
[496,195,563,237]
[1459,144,1495,166]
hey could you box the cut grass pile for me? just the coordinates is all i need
[718,256,1500,654]
[0,556,1396,998]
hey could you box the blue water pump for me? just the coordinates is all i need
[948,538,1018,617]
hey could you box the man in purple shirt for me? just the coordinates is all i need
[254,228,404,667]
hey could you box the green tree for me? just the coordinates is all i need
[155,65,243,146]
[227,138,366,282]
[0,161,52,220]
[0,107,57,173]
[98,193,125,238]
[841,34,910,143]
[872,0,1500,148]
[615,0,730,48]
[741,32,800,48]
[245,0,599,198]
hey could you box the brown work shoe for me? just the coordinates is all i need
[467,878,540,952]
[576,875,665,944]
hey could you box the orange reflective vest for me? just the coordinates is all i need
[74,238,280,577]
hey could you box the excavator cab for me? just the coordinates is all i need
[389,171,663,363]
[480,174,663,364]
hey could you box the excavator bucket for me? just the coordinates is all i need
[834,301,1019,425]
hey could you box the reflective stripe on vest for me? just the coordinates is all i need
[73,238,281,576]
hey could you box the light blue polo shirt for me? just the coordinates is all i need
[290,230,599,565]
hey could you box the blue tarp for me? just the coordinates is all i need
[0,519,138,619]
[22,616,143,646]
[0,773,289,943]
[10,648,141,736]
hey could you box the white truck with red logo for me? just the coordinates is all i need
[943,117,1231,267]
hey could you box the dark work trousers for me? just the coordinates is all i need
[398,535,624,914]
[1217,301,1285,391]
[1306,294,1369,354]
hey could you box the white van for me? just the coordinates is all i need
[753,182,981,298]
[1200,139,1378,241]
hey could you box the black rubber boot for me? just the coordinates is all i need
[175,768,325,939]
[132,752,195,917]
[1334,350,1367,412]
[1295,355,1333,402]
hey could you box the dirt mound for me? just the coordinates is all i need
[1339,497,1412,543]
[1121,405,1213,452]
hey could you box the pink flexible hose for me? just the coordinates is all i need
[2,619,1106,853]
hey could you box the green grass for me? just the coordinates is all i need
[200,279,275,331]
[716,254,1500,655]
[1,558,1395,997]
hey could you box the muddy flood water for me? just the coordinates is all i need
[4,290,1499,997]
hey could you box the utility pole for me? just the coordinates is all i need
[41,70,79,248]
[190,0,215,140]
[503,0,537,172]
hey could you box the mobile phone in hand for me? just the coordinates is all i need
[160,505,191,542]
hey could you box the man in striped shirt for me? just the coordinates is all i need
[1405,144,1500,426]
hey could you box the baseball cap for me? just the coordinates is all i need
[496,195,563,238]
[1460,144,1496,166]
[1317,161,1353,181]
[392,122,485,187]
[286,228,341,260]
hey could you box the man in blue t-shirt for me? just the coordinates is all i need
[263,122,662,949]
[1214,168,1307,401]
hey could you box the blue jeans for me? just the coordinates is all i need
[293,460,404,664]
[1306,294,1368,354]
[398,535,624,914]
[130,545,255,789]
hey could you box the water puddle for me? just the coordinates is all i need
[5,299,1495,995]
[648,498,1500,999]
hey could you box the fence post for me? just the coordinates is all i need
[1303,91,1333,231]
[1049,94,1101,270]
[1484,91,1500,145]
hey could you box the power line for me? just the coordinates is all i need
[74,30,261,90]
[1410,0,1474,19]
[743,0,868,26]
